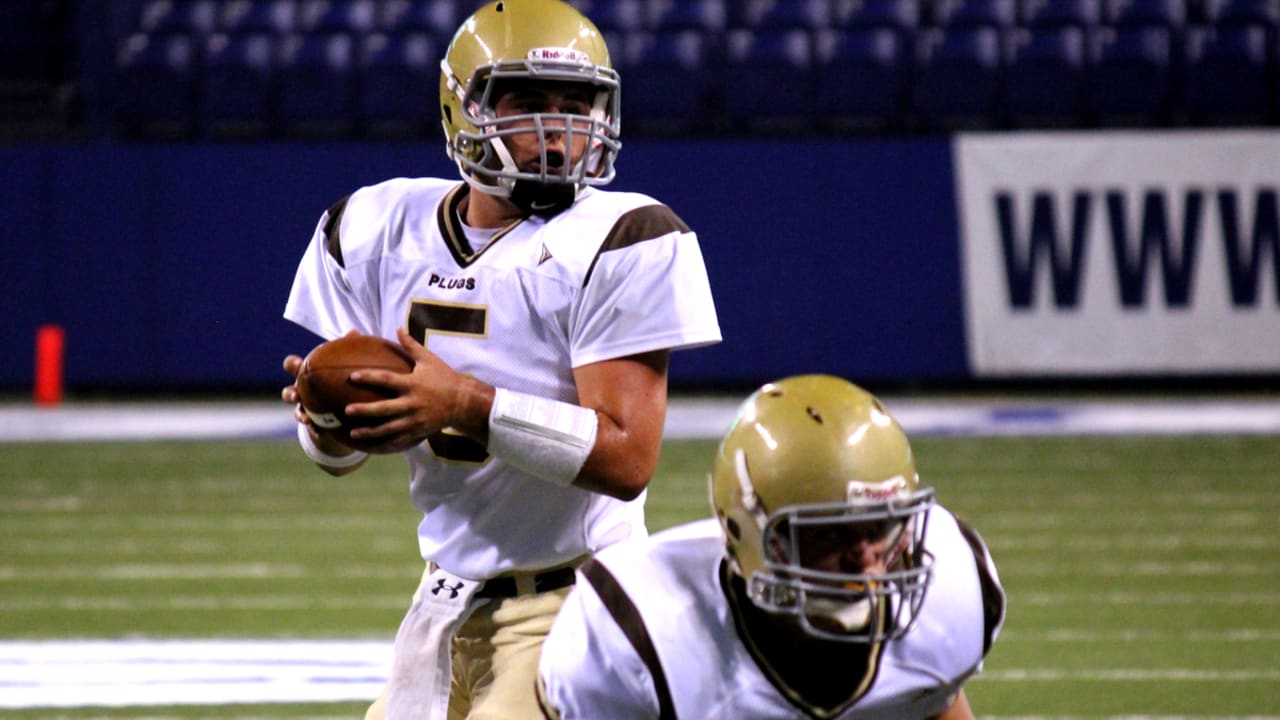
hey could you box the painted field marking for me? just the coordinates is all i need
[0,640,389,709]
[999,628,1280,642]
[4,640,1280,710]
[988,716,1280,720]
[981,668,1280,682]
[3,397,1280,442]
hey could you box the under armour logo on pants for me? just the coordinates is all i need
[431,579,465,599]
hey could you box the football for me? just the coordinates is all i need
[295,334,414,451]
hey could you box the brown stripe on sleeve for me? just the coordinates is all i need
[602,204,690,252]
[323,195,350,268]
[584,204,690,288]
[955,516,1006,657]
[581,559,678,720]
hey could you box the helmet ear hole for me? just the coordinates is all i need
[725,517,741,541]
[723,539,740,566]
[442,105,452,124]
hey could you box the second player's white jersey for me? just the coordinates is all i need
[538,511,1005,720]
[284,178,721,579]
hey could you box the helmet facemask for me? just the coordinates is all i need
[743,463,936,644]
[443,54,621,217]
[711,375,937,644]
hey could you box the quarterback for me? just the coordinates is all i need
[538,376,1005,720]
[279,1,720,718]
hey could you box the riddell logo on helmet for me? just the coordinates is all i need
[528,47,591,65]
[847,477,908,503]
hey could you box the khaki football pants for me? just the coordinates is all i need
[365,567,572,720]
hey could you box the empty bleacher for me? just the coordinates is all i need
[4,0,1279,141]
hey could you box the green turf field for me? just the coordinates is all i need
[3,435,1279,718]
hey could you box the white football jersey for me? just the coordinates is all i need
[538,510,1005,720]
[284,178,721,578]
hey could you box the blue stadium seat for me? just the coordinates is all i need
[218,0,298,35]
[912,25,1006,128]
[832,0,920,34]
[114,31,198,138]
[646,0,727,32]
[377,0,460,44]
[357,32,438,138]
[813,26,908,128]
[1202,0,1280,27]
[1105,0,1187,29]
[199,32,276,138]
[1091,24,1177,124]
[728,0,830,30]
[0,4,56,85]
[570,0,645,33]
[616,29,720,133]
[723,28,815,131]
[1019,0,1101,30]
[1004,26,1091,125]
[276,32,357,138]
[932,0,1019,29]
[137,0,218,35]
[1183,24,1275,124]
[296,0,377,36]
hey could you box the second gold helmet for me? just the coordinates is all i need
[710,375,936,643]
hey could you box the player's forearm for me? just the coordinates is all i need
[932,689,975,720]
[448,372,659,500]
[573,415,657,501]
[445,373,497,442]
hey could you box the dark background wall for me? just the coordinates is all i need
[4,0,1278,394]
[0,137,965,392]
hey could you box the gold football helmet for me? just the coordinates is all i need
[439,0,621,213]
[711,375,935,643]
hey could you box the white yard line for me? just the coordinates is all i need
[981,668,1280,682]
[4,640,1280,710]
[2,397,1280,442]
[0,640,390,708]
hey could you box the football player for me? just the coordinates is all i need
[537,376,1005,719]
[279,1,720,719]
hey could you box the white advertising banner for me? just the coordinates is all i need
[955,130,1280,375]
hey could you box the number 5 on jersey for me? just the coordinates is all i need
[408,299,490,464]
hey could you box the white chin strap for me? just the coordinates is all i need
[481,135,521,197]
[808,596,873,631]
[462,164,512,197]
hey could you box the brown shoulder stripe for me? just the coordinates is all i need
[323,195,350,268]
[584,204,690,288]
[602,204,690,252]
[955,516,1006,656]
[581,559,678,720]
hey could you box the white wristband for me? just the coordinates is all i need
[487,388,598,486]
[297,422,368,468]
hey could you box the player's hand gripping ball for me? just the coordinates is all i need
[296,334,414,451]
